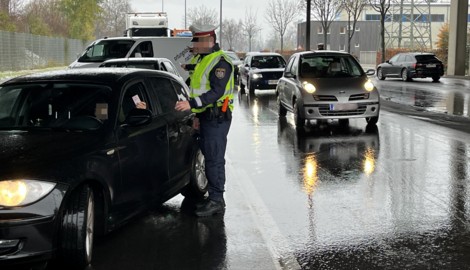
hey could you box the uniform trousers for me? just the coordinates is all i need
[198,116,232,202]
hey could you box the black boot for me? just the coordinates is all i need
[195,199,225,217]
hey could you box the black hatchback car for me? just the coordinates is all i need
[0,68,207,269]
[376,52,444,82]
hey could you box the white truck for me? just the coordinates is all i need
[69,12,193,81]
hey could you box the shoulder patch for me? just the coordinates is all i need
[215,68,226,79]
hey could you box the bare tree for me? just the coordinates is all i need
[242,8,261,52]
[265,0,298,53]
[308,0,342,48]
[368,0,391,63]
[187,5,218,28]
[1,0,24,15]
[341,0,367,53]
[96,0,132,38]
[222,18,242,51]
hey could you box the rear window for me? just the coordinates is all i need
[415,54,439,62]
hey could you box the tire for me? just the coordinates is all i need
[182,148,208,200]
[248,81,255,95]
[377,68,385,80]
[278,95,287,117]
[239,77,245,91]
[401,69,410,81]
[366,115,379,125]
[60,185,95,270]
[432,76,440,82]
[293,100,305,128]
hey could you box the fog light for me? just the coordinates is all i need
[371,107,376,112]
[307,109,314,114]
[0,239,20,249]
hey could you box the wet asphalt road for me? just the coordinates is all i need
[42,76,470,270]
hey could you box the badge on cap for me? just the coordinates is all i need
[215,68,226,79]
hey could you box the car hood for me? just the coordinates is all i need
[302,76,370,91]
[0,130,106,172]
[251,68,285,73]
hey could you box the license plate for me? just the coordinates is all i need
[426,64,436,68]
[268,80,278,85]
[329,103,358,111]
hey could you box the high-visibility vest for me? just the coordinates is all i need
[190,50,234,113]
[188,54,200,77]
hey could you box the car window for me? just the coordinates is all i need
[79,40,135,62]
[415,54,439,62]
[285,56,296,74]
[225,52,240,62]
[389,54,400,63]
[120,82,151,122]
[397,54,406,63]
[300,55,363,78]
[251,55,286,69]
[131,41,154,57]
[0,83,112,129]
[162,61,179,76]
[147,77,178,114]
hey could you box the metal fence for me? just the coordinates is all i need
[0,31,88,72]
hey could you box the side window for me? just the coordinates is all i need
[285,56,295,73]
[291,57,299,75]
[389,54,400,63]
[405,55,413,62]
[171,80,190,101]
[244,56,251,66]
[120,82,151,122]
[162,61,178,76]
[148,77,178,114]
[131,41,154,57]
[397,54,405,63]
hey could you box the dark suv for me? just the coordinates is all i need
[238,52,286,95]
[376,52,444,82]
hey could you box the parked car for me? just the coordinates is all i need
[0,68,207,269]
[376,52,444,82]
[99,57,183,78]
[239,52,286,95]
[224,51,243,82]
[276,51,379,128]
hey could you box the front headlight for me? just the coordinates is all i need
[364,79,375,92]
[302,81,316,94]
[252,73,263,79]
[0,180,56,207]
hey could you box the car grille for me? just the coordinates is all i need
[349,93,369,101]
[317,104,367,116]
[261,72,283,80]
[314,95,337,101]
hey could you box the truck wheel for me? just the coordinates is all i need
[60,185,95,270]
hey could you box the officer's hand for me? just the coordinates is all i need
[136,101,147,109]
[181,64,187,70]
[175,100,191,111]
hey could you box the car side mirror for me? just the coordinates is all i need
[245,64,249,68]
[386,60,390,64]
[284,71,295,79]
[365,69,375,76]
[124,108,152,127]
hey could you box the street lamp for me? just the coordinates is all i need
[184,0,187,29]
[162,0,164,11]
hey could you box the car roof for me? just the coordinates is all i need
[102,57,171,64]
[295,50,353,57]
[1,68,180,86]
[246,52,283,57]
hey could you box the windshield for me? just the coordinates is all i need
[300,55,364,78]
[251,55,286,69]
[0,83,112,130]
[78,40,136,63]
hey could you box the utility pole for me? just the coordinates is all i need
[184,0,187,29]
[306,0,311,51]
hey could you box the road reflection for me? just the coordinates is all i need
[277,117,380,196]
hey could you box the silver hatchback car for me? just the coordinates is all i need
[276,51,379,128]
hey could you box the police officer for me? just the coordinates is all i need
[174,24,234,217]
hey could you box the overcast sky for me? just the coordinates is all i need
[130,0,291,34]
